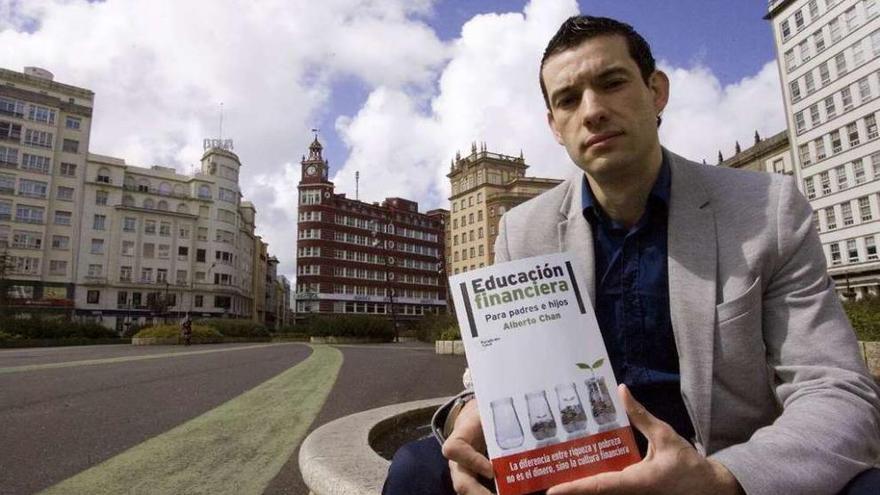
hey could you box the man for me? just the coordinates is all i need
[384,15,880,495]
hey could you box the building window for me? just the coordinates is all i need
[795,112,806,134]
[859,78,873,103]
[844,6,857,31]
[847,122,860,146]
[141,268,153,283]
[820,171,832,194]
[854,158,867,184]
[836,165,849,190]
[86,290,100,304]
[49,260,67,276]
[866,236,878,260]
[781,19,791,40]
[90,238,105,254]
[813,30,826,53]
[157,269,168,283]
[159,222,171,236]
[51,235,69,249]
[819,63,831,86]
[59,162,76,177]
[56,186,74,201]
[18,179,47,198]
[842,202,854,226]
[143,243,155,259]
[93,214,106,230]
[122,240,134,256]
[20,153,50,173]
[866,114,878,139]
[65,116,81,130]
[830,243,842,264]
[867,0,879,18]
[830,130,842,153]
[790,80,801,102]
[62,139,79,153]
[799,144,812,166]
[815,137,827,160]
[53,210,71,225]
[859,196,873,221]
[195,295,204,308]
[798,40,811,62]
[813,211,821,232]
[847,239,859,263]
[809,103,820,126]
[842,87,854,112]
[0,97,25,118]
[805,177,816,199]
[835,53,848,77]
[826,207,837,230]
[23,129,53,148]
[196,248,206,262]
[853,43,865,66]
[158,244,170,259]
[785,49,796,72]
[144,220,156,234]
[824,95,836,119]
[27,105,55,124]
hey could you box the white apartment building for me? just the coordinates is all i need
[76,145,258,331]
[0,67,93,315]
[769,0,880,297]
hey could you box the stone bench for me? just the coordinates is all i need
[299,397,448,495]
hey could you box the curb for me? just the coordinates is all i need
[299,397,450,495]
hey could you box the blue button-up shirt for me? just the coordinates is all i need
[581,158,695,449]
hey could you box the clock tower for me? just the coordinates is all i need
[300,134,329,184]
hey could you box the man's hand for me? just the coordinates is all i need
[547,385,743,495]
[441,398,495,494]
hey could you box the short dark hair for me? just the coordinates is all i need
[539,16,656,110]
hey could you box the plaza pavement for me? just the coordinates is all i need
[0,341,466,495]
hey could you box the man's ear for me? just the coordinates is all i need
[547,110,565,146]
[649,70,670,115]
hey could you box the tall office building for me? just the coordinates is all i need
[768,0,880,297]
[446,142,562,274]
[295,136,447,319]
[0,67,94,316]
[0,66,287,329]
[76,143,260,330]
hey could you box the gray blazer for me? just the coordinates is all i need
[493,149,880,495]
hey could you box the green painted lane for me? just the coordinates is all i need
[0,343,284,375]
[39,344,343,495]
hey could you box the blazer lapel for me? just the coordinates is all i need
[666,152,718,453]
[557,171,596,306]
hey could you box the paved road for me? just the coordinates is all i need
[0,342,466,495]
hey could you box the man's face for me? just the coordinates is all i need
[542,35,668,183]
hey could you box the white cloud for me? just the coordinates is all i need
[0,0,787,284]
[661,61,787,164]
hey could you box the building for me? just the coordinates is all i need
[768,0,880,297]
[0,67,94,317]
[295,136,447,320]
[75,143,258,330]
[446,142,562,274]
[720,130,794,173]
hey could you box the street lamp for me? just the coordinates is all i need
[371,221,399,343]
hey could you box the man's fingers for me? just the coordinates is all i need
[442,436,494,479]
[449,460,495,495]
[619,384,675,447]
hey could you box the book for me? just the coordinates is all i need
[448,252,641,495]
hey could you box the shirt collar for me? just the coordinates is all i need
[581,153,671,226]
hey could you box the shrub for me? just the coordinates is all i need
[408,313,459,342]
[134,324,221,339]
[194,318,270,338]
[843,297,880,342]
[305,315,394,341]
[438,326,461,341]
[0,318,116,340]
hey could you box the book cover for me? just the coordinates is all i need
[448,252,641,495]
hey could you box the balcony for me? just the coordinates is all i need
[84,276,108,284]
[15,217,44,225]
[0,159,17,170]
[17,191,47,199]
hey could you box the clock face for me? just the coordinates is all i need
[306,165,318,176]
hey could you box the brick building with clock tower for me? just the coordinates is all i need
[295,135,448,320]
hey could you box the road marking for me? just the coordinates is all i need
[40,344,343,495]
[0,343,288,375]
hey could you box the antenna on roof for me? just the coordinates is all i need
[218,102,224,141]
[356,171,360,200]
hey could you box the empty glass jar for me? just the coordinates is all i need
[490,397,524,450]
